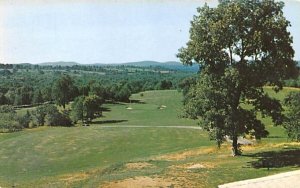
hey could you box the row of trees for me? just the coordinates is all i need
[0,71,176,106]
[0,105,72,133]
[0,94,104,133]
[0,69,177,132]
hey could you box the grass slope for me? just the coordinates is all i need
[0,88,299,187]
[99,90,198,127]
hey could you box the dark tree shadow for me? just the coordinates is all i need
[267,136,284,139]
[100,107,111,112]
[246,148,300,169]
[106,101,126,105]
[130,99,145,104]
[91,120,128,124]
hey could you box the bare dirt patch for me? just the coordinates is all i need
[164,164,209,188]
[60,172,89,184]
[157,147,218,161]
[125,162,154,170]
[241,142,300,152]
[187,162,214,169]
[168,162,215,171]
[101,176,176,188]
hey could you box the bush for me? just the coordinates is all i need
[0,105,23,132]
[46,109,73,127]
[32,104,73,127]
[17,110,31,128]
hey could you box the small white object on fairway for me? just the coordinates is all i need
[218,170,300,188]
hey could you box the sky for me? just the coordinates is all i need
[0,0,299,64]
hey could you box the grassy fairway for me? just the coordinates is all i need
[99,90,198,126]
[0,127,212,187]
[0,89,299,187]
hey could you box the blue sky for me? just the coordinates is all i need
[0,0,299,64]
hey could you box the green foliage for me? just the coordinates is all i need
[283,92,300,141]
[32,90,44,104]
[45,107,73,127]
[71,95,103,123]
[83,94,103,121]
[71,96,85,123]
[115,85,131,102]
[13,85,34,105]
[32,104,73,127]
[0,93,8,105]
[285,74,300,87]
[32,105,48,126]
[17,110,31,128]
[0,90,298,187]
[0,105,22,132]
[178,76,197,96]
[156,80,173,90]
[52,74,78,108]
[0,62,194,109]
[178,0,297,155]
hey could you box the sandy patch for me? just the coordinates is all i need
[169,162,215,170]
[157,147,218,161]
[126,107,133,110]
[241,142,300,152]
[158,105,167,110]
[164,164,210,188]
[186,163,214,170]
[60,172,89,184]
[125,162,154,170]
[101,176,176,188]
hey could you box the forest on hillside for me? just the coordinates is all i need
[0,63,196,132]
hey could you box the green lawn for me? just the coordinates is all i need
[0,88,299,187]
[99,90,198,127]
[0,126,213,187]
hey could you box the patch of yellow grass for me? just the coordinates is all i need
[60,172,90,184]
[169,162,215,170]
[241,142,300,152]
[156,147,218,161]
[101,176,176,188]
[125,162,154,170]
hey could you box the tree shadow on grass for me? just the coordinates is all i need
[267,136,284,139]
[100,107,111,112]
[130,99,145,104]
[106,101,126,105]
[245,148,300,169]
[91,120,128,125]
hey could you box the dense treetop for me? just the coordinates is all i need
[178,0,298,155]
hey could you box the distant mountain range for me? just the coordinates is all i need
[37,61,200,72]
[39,61,80,66]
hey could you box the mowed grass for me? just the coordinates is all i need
[0,127,213,186]
[0,90,211,187]
[0,88,299,187]
[98,90,198,126]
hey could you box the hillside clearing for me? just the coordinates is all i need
[0,89,299,187]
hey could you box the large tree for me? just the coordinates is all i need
[71,95,103,124]
[52,74,78,109]
[178,0,298,155]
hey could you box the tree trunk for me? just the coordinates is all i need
[232,135,240,156]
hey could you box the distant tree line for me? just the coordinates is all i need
[0,63,188,106]
[0,64,191,132]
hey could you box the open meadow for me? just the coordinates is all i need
[0,88,299,187]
